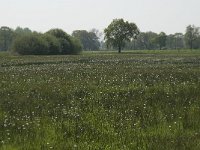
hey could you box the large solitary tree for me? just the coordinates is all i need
[104,19,139,53]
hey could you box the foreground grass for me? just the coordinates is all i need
[0,50,200,149]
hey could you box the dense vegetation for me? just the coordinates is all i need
[0,27,82,55]
[72,30,101,51]
[104,19,139,53]
[125,25,200,50]
[0,50,200,149]
[0,22,199,54]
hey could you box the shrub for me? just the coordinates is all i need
[70,37,82,54]
[46,29,82,54]
[12,33,48,55]
[43,34,61,55]
[12,29,82,55]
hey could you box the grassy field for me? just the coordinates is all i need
[0,50,200,149]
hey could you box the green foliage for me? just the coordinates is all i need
[46,29,82,54]
[72,30,100,50]
[42,34,61,55]
[154,32,167,50]
[0,26,14,51]
[15,27,32,36]
[166,33,185,50]
[0,51,200,149]
[131,32,158,50]
[104,18,139,53]
[11,29,82,55]
[2,25,200,53]
[46,28,70,40]
[12,33,49,55]
[185,25,200,49]
[125,32,186,50]
[70,37,83,54]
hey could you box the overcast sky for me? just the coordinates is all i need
[0,0,200,34]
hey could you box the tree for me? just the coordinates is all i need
[154,32,167,50]
[88,32,100,50]
[15,27,32,35]
[72,30,100,50]
[0,26,14,51]
[90,28,105,50]
[174,33,185,50]
[135,32,158,50]
[166,34,175,50]
[166,33,185,50]
[46,29,82,54]
[185,25,200,49]
[104,19,139,53]
[90,28,103,41]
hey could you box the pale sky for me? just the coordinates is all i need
[0,0,200,34]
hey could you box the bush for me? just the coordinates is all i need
[43,34,61,55]
[46,29,82,54]
[12,29,82,55]
[70,37,82,54]
[12,33,49,55]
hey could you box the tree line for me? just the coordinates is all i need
[0,19,200,55]
[104,19,200,52]
[0,26,102,55]
[124,26,200,51]
[0,27,83,55]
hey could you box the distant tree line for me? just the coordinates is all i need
[0,26,102,55]
[0,27,82,55]
[104,19,200,52]
[0,22,200,55]
[72,29,101,51]
[123,25,200,51]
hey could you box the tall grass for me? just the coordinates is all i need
[0,50,200,149]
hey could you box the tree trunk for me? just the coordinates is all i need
[175,38,177,50]
[118,46,121,53]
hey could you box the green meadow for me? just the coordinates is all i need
[0,50,200,149]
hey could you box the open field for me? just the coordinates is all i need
[0,50,200,149]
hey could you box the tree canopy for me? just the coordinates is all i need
[46,29,82,54]
[72,30,100,51]
[0,26,14,51]
[104,19,139,53]
[154,32,167,50]
[185,25,200,49]
[12,29,82,55]
[12,33,49,55]
[1,23,200,53]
